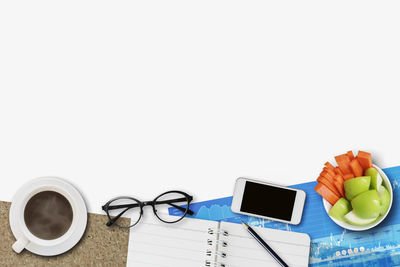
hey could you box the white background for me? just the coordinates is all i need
[1,1,400,214]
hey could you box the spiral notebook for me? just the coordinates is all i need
[127,215,310,267]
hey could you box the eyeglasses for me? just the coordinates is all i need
[102,190,194,228]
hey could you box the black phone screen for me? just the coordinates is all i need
[240,181,297,221]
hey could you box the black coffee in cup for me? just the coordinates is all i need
[24,191,73,240]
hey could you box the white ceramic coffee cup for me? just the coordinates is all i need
[9,177,87,256]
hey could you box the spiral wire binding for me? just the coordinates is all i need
[205,227,229,266]
[205,260,226,267]
[216,239,228,247]
[217,251,227,258]
[208,228,229,236]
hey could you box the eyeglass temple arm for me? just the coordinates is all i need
[106,203,140,211]
[106,207,131,227]
[166,202,194,215]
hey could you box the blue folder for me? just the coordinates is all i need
[169,166,400,266]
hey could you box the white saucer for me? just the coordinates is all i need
[9,177,87,256]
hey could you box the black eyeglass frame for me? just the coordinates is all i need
[102,190,194,228]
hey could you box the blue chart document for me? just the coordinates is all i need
[169,166,400,266]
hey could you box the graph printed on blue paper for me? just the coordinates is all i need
[169,166,400,266]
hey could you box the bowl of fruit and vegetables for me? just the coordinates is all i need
[315,150,393,231]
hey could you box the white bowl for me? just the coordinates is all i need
[323,164,393,231]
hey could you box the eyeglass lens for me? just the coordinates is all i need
[153,191,191,223]
[106,197,142,227]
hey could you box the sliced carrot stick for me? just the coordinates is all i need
[335,167,343,176]
[337,160,353,175]
[347,150,355,160]
[334,174,344,184]
[324,162,335,171]
[335,154,351,164]
[333,174,345,193]
[343,173,355,181]
[315,183,340,205]
[324,167,336,178]
[349,158,363,177]
[357,151,373,170]
[320,170,334,181]
[335,154,353,175]
[334,180,345,197]
[317,177,341,197]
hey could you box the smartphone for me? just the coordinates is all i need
[231,178,306,225]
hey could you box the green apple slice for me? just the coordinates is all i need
[344,210,378,226]
[329,198,351,221]
[344,176,371,200]
[365,168,382,191]
[378,186,391,215]
[351,190,381,219]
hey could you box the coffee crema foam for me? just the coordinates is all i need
[24,191,73,240]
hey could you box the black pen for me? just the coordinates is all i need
[241,221,289,267]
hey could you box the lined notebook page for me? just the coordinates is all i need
[217,222,310,267]
[127,216,219,267]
